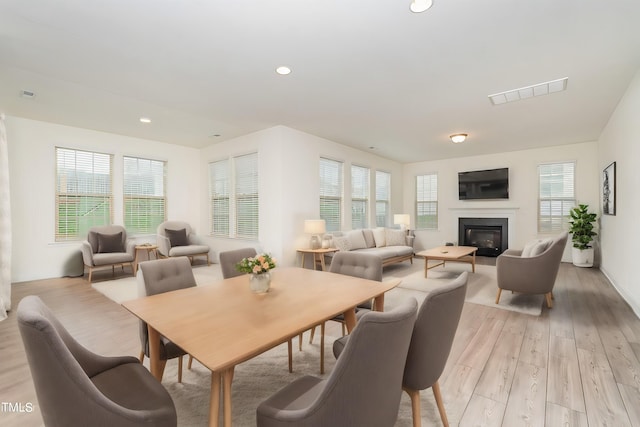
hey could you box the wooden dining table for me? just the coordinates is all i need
[122,266,400,427]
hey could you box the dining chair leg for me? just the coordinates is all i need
[404,387,421,427]
[495,288,502,304]
[178,355,183,383]
[288,339,293,373]
[188,355,193,369]
[309,325,316,344]
[320,322,325,374]
[139,350,144,363]
[298,333,303,351]
[545,292,553,308]
[432,381,449,427]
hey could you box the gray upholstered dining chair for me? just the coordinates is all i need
[496,232,568,308]
[80,225,136,283]
[17,295,177,427]
[333,272,468,427]
[137,257,196,382]
[256,298,418,427]
[219,247,257,279]
[156,221,210,265]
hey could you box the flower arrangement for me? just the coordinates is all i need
[236,253,277,275]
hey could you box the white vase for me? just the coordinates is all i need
[250,272,271,293]
[572,247,594,268]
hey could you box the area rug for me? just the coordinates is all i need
[93,260,545,316]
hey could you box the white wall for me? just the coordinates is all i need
[7,116,201,282]
[402,142,600,262]
[199,125,404,267]
[598,69,640,316]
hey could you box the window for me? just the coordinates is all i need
[55,147,113,241]
[123,156,166,235]
[209,153,259,239]
[351,165,370,229]
[319,158,343,232]
[538,162,575,232]
[375,171,391,227]
[416,173,438,230]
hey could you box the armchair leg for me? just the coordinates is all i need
[495,288,502,304]
[432,381,450,427]
[545,292,553,308]
[88,267,94,284]
[403,387,422,427]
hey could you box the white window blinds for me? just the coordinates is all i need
[235,153,259,239]
[123,156,166,235]
[320,158,343,232]
[55,147,113,241]
[538,162,575,232]
[209,153,259,239]
[351,165,370,229]
[416,173,438,230]
[375,171,391,227]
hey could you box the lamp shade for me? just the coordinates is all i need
[393,214,410,229]
[304,219,326,235]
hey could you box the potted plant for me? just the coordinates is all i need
[568,204,597,267]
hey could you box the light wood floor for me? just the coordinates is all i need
[2,262,640,426]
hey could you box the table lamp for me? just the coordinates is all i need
[393,214,411,233]
[304,219,326,249]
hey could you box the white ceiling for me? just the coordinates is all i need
[1,0,639,163]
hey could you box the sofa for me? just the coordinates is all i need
[327,228,415,267]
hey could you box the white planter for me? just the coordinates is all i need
[572,247,594,268]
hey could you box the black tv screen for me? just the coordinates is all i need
[458,168,509,200]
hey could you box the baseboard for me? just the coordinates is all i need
[600,266,640,319]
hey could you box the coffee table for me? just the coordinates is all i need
[416,246,477,278]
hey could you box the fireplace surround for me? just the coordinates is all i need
[459,217,508,257]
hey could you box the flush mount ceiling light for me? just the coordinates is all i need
[450,133,468,144]
[139,117,151,124]
[488,77,568,105]
[275,66,292,75]
[410,0,433,13]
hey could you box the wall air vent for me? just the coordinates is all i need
[488,77,568,105]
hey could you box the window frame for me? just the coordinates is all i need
[415,173,438,230]
[351,164,370,229]
[319,157,344,232]
[123,155,167,235]
[375,170,391,227]
[538,161,576,233]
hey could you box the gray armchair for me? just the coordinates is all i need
[137,257,197,382]
[17,295,177,427]
[156,221,210,265]
[80,225,135,283]
[256,298,418,427]
[496,232,568,308]
[333,272,468,427]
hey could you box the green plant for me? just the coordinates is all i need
[236,253,277,274]
[568,204,597,250]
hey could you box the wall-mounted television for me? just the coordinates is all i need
[458,167,509,200]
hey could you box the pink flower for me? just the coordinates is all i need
[262,262,269,270]
[253,265,262,274]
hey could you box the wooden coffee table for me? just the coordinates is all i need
[416,246,477,278]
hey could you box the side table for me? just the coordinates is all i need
[134,244,159,274]
[296,248,339,271]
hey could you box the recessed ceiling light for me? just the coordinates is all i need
[488,77,568,106]
[139,117,151,123]
[450,134,468,144]
[410,0,433,13]
[275,66,292,75]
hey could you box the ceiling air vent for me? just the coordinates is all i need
[20,90,36,99]
[488,77,568,105]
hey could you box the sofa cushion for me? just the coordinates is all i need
[333,236,352,252]
[165,228,189,247]
[385,229,406,247]
[346,230,367,250]
[372,227,386,248]
[362,229,376,248]
[97,232,124,253]
[168,244,210,257]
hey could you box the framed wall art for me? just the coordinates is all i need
[603,161,616,215]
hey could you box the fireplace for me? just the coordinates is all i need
[458,217,508,257]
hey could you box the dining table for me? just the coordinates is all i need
[122,266,400,427]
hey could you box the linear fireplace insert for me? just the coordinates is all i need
[458,217,508,257]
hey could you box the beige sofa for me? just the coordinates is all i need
[327,228,415,267]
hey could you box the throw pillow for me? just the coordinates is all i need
[333,236,352,252]
[385,229,407,246]
[362,229,376,248]
[529,239,553,257]
[372,227,386,248]
[97,232,124,253]
[165,228,189,247]
[346,230,367,250]
[521,239,540,257]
